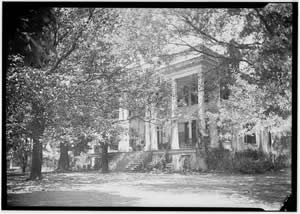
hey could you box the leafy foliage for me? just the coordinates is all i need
[5,5,292,175]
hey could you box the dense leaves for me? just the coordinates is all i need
[5,4,293,175]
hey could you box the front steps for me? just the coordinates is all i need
[125,160,144,171]
[109,151,152,172]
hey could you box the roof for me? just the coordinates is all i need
[125,44,225,76]
[158,44,223,76]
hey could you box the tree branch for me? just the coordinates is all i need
[47,9,95,75]
[180,14,261,50]
[170,40,254,66]
[253,8,274,36]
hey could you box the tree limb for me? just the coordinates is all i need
[47,9,95,75]
[180,14,261,50]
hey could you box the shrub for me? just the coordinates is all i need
[232,149,273,174]
[273,154,290,170]
[205,147,279,174]
[206,146,234,171]
[146,152,170,172]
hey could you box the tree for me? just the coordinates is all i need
[5,7,173,175]
[5,7,101,179]
[5,6,57,179]
[41,8,130,173]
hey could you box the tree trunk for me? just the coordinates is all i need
[29,103,45,180]
[57,142,69,171]
[196,69,208,170]
[195,120,208,171]
[101,142,109,173]
[29,136,43,180]
[22,165,26,174]
[21,152,28,173]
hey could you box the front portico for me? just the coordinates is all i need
[164,55,220,150]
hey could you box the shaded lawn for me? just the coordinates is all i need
[7,191,138,207]
[6,169,291,210]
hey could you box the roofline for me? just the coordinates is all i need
[159,54,220,76]
[125,44,224,74]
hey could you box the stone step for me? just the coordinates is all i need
[180,145,194,148]
[126,165,141,171]
[127,160,143,165]
[125,161,144,170]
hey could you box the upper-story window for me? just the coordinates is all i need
[177,74,198,107]
[244,134,256,144]
[191,82,198,105]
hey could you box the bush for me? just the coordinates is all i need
[232,149,273,174]
[205,148,278,174]
[146,152,170,172]
[206,146,234,171]
[273,154,290,170]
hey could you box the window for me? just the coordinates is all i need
[191,83,198,105]
[176,75,198,107]
[204,91,209,103]
[244,134,256,144]
[178,120,198,148]
[177,86,189,107]
[109,141,119,151]
[191,120,197,144]
[183,86,189,105]
[112,109,119,119]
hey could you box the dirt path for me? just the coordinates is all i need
[6,170,291,210]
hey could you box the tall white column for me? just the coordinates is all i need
[118,108,123,120]
[118,107,130,152]
[118,121,130,152]
[171,121,180,149]
[211,73,220,148]
[144,107,151,151]
[255,129,261,149]
[118,108,129,121]
[123,109,129,120]
[150,106,158,150]
[171,78,177,117]
[171,78,179,149]
[150,123,158,150]
[188,87,193,144]
[198,66,207,137]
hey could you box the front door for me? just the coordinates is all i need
[178,120,197,149]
